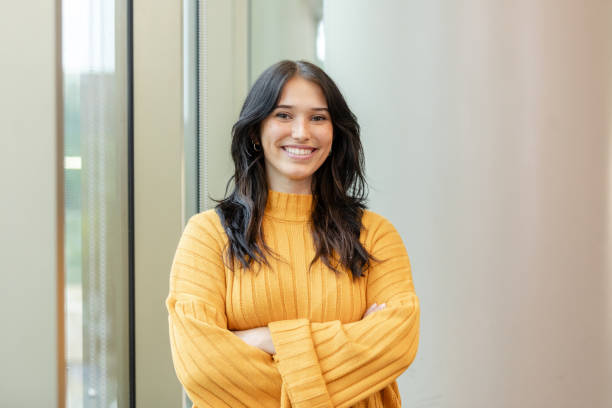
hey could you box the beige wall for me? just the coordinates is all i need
[133,0,184,406]
[0,0,60,407]
[325,1,611,406]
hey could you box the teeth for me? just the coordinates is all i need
[284,147,314,155]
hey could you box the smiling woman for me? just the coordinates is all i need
[166,60,420,408]
[259,76,334,194]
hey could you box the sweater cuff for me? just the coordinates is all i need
[269,319,333,408]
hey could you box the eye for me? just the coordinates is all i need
[275,112,292,120]
[312,115,328,122]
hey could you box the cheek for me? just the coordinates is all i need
[317,126,333,149]
[262,125,288,149]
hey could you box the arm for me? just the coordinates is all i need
[231,302,387,355]
[166,213,283,408]
[267,215,421,408]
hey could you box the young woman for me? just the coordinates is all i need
[166,60,420,407]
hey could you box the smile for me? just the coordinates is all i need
[281,146,318,159]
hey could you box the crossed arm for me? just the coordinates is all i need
[231,302,387,354]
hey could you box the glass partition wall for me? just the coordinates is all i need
[62,0,131,406]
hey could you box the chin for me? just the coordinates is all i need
[278,164,311,177]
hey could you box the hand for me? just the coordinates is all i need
[232,326,276,355]
[362,302,386,319]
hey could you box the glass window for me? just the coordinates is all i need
[62,0,130,406]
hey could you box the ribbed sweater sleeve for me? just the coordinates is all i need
[268,215,420,408]
[166,213,283,407]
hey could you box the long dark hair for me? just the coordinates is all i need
[213,60,377,279]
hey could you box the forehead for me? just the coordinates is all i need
[277,76,327,107]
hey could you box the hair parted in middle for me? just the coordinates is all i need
[212,59,378,279]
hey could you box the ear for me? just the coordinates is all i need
[249,131,261,145]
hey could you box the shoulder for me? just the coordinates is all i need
[182,209,226,245]
[360,209,405,249]
[187,208,223,229]
[361,209,397,233]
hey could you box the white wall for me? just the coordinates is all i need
[325,1,611,407]
[0,0,60,407]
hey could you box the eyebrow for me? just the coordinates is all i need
[275,104,329,112]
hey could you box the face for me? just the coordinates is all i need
[259,76,333,194]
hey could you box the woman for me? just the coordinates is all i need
[166,60,420,408]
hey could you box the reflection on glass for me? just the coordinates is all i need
[62,0,129,406]
[316,18,325,63]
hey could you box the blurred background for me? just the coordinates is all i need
[1,0,611,407]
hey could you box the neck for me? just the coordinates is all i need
[266,175,313,195]
[264,189,313,222]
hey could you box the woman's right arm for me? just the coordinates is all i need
[166,213,283,408]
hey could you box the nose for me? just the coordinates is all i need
[291,118,309,141]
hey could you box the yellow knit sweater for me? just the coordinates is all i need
[166,190,420,408]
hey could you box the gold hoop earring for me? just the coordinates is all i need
[253,141,261,152]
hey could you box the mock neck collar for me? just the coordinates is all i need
[264,189,313,222]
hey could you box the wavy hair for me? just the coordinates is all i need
[213,60,377,279]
